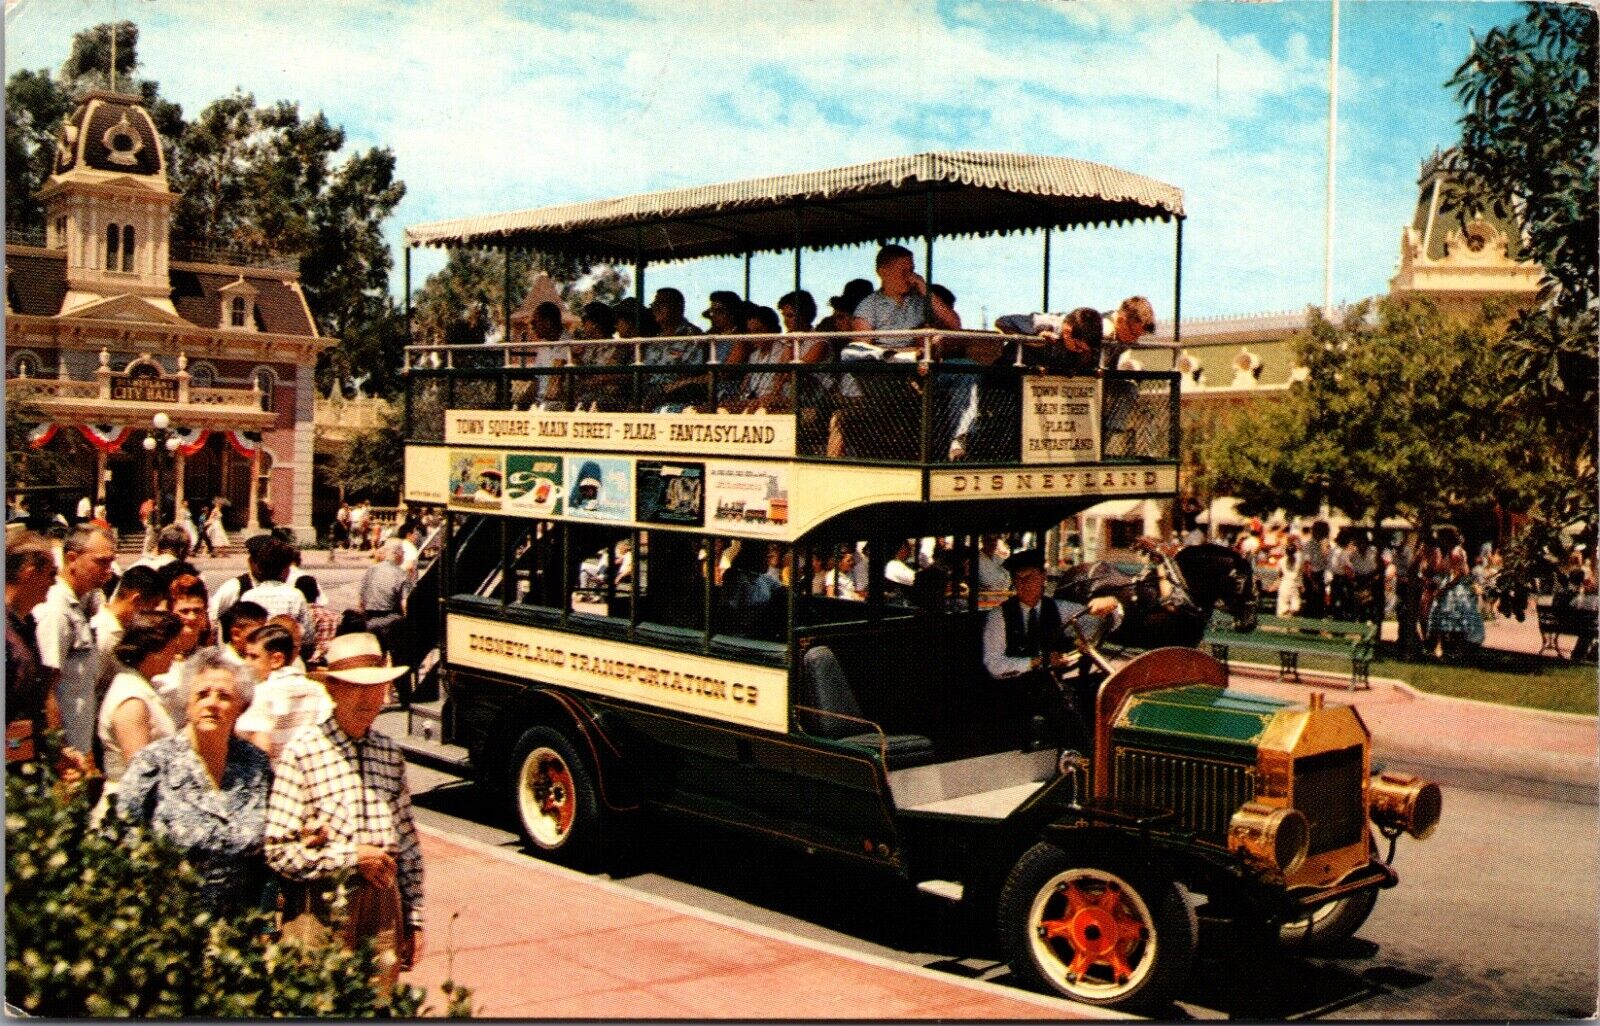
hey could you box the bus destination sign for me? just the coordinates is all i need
[447,409,796,458]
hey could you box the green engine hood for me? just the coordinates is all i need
[1111,684,1296,762]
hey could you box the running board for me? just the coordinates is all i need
[916,879,965,903]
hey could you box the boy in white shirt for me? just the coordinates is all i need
[235,623,332,761]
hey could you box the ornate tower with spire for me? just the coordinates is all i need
[34,90,178,317]
[1389,148,1541,308]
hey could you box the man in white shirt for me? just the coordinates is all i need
[982,550,1121,751]
[91,564,167,697]
[237,623,334,761]
[34,526,117,753]
[884,540,918,591]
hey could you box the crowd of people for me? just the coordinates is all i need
[482,244,1162,461]
[1203,515,1598,663]
[5,524,427,995]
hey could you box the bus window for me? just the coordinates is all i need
[508,519,563,616]
[567,524,633,630]
[712,539,789,644]
[796,541,869,627]
[635,529,707,646]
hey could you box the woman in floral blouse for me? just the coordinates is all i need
[113,650,273,915]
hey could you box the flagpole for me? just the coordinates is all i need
[1323,0,1340,315]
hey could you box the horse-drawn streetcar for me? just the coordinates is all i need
[401,152,1441,1013]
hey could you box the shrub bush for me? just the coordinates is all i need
[5,758,472,1017]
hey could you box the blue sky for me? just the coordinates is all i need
[5,0,1524,324]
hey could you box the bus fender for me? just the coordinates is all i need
[495,686,643,814]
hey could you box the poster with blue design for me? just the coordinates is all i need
[564,456,632,521]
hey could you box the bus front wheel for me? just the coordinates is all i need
[997,842,1195,1015]
[510,725,604,868]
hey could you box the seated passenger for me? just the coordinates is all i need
[702,291,751,364]
[820,551,863,601]
[981,549,1122,752]
[849,244,959,350]
[994,306,1103,375]
[524,302,572,410]
[778,290,823,361]
[737,305,786,411]
[614,297,657,342]
[650,287,702,339]
[574,301,624,411]
[884,540,918,595]
[641,289,705,412]
[717,540,786,641]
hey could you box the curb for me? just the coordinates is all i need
[415,822,1132,1020]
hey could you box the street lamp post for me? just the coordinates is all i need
[142,412,180,529]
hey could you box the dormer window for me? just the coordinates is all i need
[219,276,260,332]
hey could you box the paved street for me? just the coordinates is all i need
[399,757,1598,1020]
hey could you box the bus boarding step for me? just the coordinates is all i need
[915,880,965,903]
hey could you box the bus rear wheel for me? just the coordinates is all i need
[510,726,604,869]
[998,842,1195,1015]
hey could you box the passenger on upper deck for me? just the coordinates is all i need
[1101,296,1160,456]
[613,297,657,341]
[737,305,786,411]
[651,288,702,339]
[982,550,1122,751]
[702,291,751,365]
[850,244,959,345]
[574,301,623,411]
[994,306,1103,375]
[641,288,703,413]
[524,302,571,410]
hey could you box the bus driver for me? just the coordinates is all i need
[982,550,1122,751]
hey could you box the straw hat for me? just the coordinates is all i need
[312,632,408,686]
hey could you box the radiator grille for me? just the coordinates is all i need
[1294,745,1366,854]
[1114,748,1255,843]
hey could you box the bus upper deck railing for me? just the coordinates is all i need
[404,330,1179,467]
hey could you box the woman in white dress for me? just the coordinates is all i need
[203,502,230,557]
[1276,534,1303,616]
[97,611,185,786]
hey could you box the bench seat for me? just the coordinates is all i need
[1205,614,1376,690]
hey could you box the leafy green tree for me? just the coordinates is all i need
[5,22,409,398]
[1445,3,1597,522]
[328,402,406,500]
[1200,299,1553,534]
[5,759,473,1017]
[410,249,629,346]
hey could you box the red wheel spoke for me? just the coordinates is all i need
[1040,916,1074,940]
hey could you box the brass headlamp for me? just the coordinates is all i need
[1228,801,1310,874]
[1368,771,1442,840]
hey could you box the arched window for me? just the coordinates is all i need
[188,363,216,388]
[230,296,248,328]
[121,225,135,272]
[253,368,276,412]
[12,354,39,378]
[105,224,119,270]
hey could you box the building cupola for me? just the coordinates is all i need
[35,90,178,317]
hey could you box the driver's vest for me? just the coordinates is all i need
[1000,596,1063,659]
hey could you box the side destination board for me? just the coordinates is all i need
[447,613,788,733]
[447,409,796,458]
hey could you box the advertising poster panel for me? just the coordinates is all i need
[636,460,705,526]
[448,450,503,509]
[707,464,789,535]
[564,456,633,521]
[504,453,564,516]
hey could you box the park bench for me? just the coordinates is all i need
[1204,613,1377,690]
[1536,603,1595,660]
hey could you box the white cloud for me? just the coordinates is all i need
[4,0,1458,319]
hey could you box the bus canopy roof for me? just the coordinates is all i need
[404,151,1184,263]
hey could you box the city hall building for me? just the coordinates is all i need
[5,90,328,540]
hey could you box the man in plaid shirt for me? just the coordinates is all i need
[265,633,422,992]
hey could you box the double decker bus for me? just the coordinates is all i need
[399,153,1439,1013]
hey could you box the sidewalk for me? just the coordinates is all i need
[405,826,1115,1020]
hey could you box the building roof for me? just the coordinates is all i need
[48,90,167,188]
[5,246,318,337]
[406,151,1185,263]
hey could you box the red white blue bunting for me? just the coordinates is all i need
[225,430,263,460]
[77,424,133,453]
[26,423,57,449]
[173,426,210,457]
